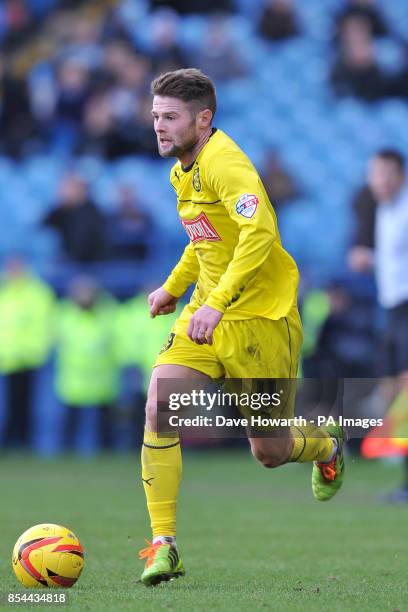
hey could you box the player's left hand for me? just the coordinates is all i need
[187,305,223,346]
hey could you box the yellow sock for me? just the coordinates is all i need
[141,429,182,538]
[290,423,334,463]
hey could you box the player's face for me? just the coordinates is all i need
[151,96,199,159]
[368,157,405,202]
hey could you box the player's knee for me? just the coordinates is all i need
[251,439,292,468]
[253,450,282,469]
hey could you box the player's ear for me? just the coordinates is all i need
[198,108,212,128]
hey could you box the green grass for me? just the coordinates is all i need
[1,450,408,611]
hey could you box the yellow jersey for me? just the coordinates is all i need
[162,128,299,321]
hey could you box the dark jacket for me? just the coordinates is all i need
[43,201,106,262]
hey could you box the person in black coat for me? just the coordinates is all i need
[330,15,390,102]
[334,0,388,41]
[43,173,106,262]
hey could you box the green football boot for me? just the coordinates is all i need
[139,540,185,586]
[312,422,346,502]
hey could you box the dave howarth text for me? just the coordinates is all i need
[168,415,308,428]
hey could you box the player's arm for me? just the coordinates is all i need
[149,242,200,317]
[187,153,276,344]
[205,153,276,313]
[162,241,200,298]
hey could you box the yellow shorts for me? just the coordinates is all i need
[155,303,303,428]
[155,302,303,380]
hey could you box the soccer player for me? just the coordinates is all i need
[139,68,345,586]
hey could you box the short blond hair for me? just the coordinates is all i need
[151,68,217,117]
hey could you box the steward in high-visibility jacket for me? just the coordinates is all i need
[0,263,55,374]
[55,281,119,407]
[114,292,180,390]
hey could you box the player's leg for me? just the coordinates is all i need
[248,405,345,502]
[139,310,223,586]
[281,306,345,500]
[218,309,345,499]
[140,363,211,586]
[248,432,294,468]
[248,382,341,472]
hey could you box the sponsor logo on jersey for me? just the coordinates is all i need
[236,193,259,218]
[181,212,221,243]
[192,166,201,192]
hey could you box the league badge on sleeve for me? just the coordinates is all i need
[236,194,259,218]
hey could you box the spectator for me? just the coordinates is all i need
[129,94,161,157]
[260,150,300,208]
[114,290,181,391]
[105,183,153,260]
[77,91,135,159]
[76,92,119,158]
[194,16,247,82]
[108,52,151,125]
[42,172,106,262]
[389,44,408,99]
[0,256,55,448]
[113,290,182,449]
[0,0,36,51]
[300,284,376,439]
[55,276,119,452]
[149,8,187,74]
[79,46,153,158]
[103,38,137,83]
[149,0,235,15]
[78,92,158,159]
[258,0,300,43]
[58,16,103,70]
[302,283,377,379]
[330,15,390,101]
[0,54,37,158]
[334,0,388,41]
[54,58,91,125]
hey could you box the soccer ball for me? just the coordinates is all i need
[12,524,84,588]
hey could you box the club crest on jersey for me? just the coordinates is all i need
[192,167,201,192]
[181,212,221,244]
[236,193,259,219]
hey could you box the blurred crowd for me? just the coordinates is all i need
[1,1,248,160]
[0,256,181,452]
[41,171,152,262]
[0,0,407,463]
[2,0,408,160]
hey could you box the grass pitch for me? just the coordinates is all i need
[1,449,408,611]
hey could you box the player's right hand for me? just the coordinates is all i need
[148,287,178,318]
